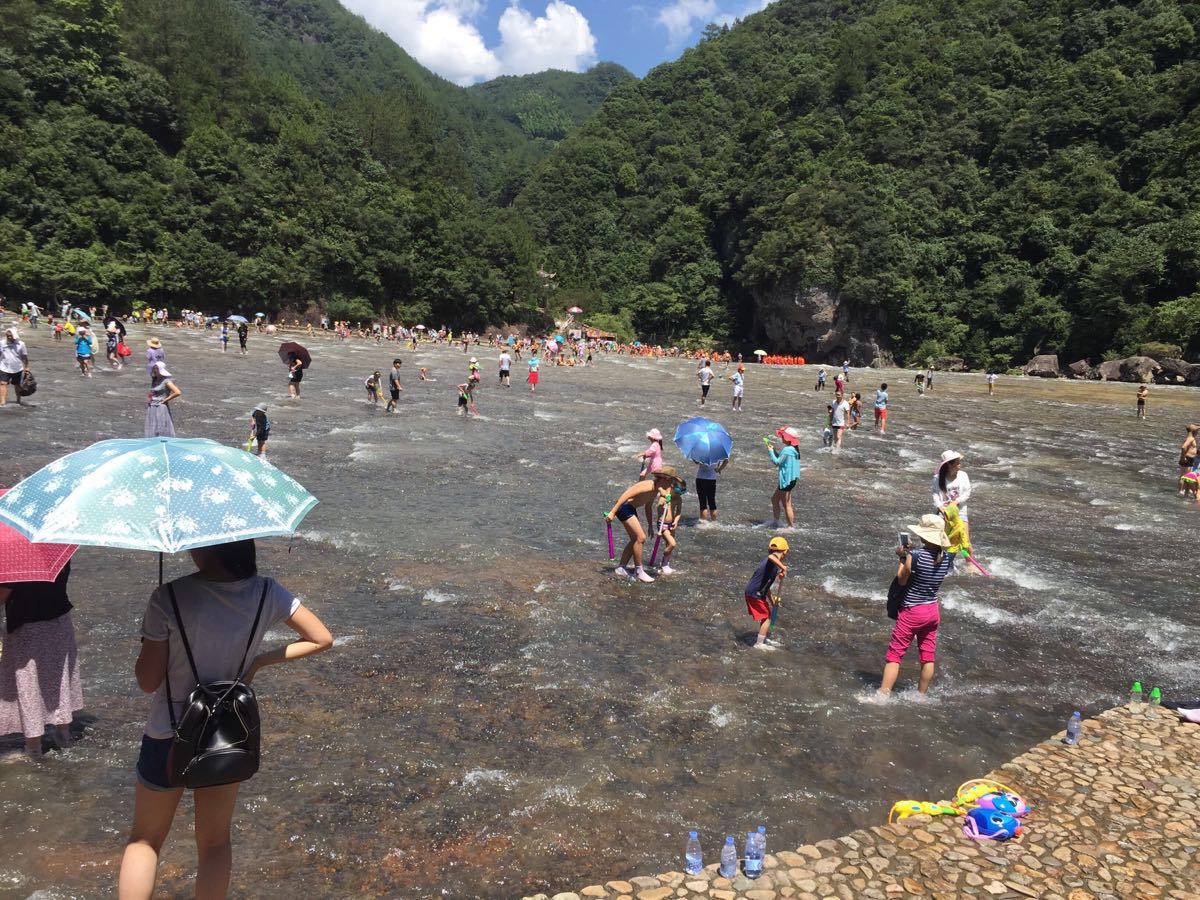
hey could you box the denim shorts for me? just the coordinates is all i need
[136,735,175,791]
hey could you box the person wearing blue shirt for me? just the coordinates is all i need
[74,328,94,377]
[874,382,889,434]
[765,426,801,527]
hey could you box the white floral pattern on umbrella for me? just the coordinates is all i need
[0,438,318,554]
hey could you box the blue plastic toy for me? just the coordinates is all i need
[974,791,1029,818]
[963,807,1023,841]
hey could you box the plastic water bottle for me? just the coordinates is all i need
[1147,687,1162,719]
[744,830,763,879]
[684,831,703,875]
[1130,681,1143,711]
[1064,710,1082,745]
[718,836,737,878]
[756,825,768,863]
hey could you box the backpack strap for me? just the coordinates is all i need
[163,578,270,732]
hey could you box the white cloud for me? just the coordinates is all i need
[342,1,597,85]
[656,0,717,46]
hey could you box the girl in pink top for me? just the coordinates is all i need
[635,428,664,478]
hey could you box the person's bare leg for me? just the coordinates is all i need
[0,381,7,405]
[24,735,41,755]
[784,495,795,527]
[771,490,782,524]
[917,662,936,694]
[194,783,240,900]
[119,783,184,899]
[879,661,901,695]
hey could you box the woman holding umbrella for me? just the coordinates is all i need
[118,538,333,899]
[280,342,310,400]
[674,417,732,523]
[0,497,81,757]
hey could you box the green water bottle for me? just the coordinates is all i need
[1130,681,1143,711]
[1147,687,1162,719]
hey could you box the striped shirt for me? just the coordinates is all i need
[904,548,952,607]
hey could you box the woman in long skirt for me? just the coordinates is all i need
[0,563,83,755]
[145,361,181,437]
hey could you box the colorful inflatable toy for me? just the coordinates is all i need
[963,807,1023,840]
[974,791,1029,818]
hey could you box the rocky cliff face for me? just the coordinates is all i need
[752,284,888,366]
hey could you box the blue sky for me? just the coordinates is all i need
[339,1,777,85]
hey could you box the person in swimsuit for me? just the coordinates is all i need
[237,323,248,354]
[1136,385,1148,420]
[605,468,684,583]
[287,354,303,399]
[249,405,270,457]
[1179,424,1199,496]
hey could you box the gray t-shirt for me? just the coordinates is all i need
[499,352,511,371]
[388,367,403,388]
[0,339,27,374]
[140,574,299,739]
[832,399,850,427]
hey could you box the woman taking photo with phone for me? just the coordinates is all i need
[118,539,332,899]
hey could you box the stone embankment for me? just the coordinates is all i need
[525,706,1199,900]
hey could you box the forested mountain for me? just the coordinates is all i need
[469,63,636,142]
[517,0,1200,364]
[0,0,554,326]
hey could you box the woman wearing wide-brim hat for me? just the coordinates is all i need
[145,338,165,379]
[932,450,971,521]
[879,514,954,696]
[765,426,801,527]
[144,361,180,438]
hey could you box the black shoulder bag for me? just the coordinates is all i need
[886,577,908,620]
[165,580,267,789]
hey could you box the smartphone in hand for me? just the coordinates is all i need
[898,532,910,548]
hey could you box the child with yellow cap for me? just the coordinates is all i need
[744,537,789,650]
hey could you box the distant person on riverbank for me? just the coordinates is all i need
[766,426,800,528]
[987,372,998,395]
[249,404,269,457]
[924,367,934,391]
[386,360,403,412]
[1136,385,1148,420]
[498,349,511,386]
[849,392,862,430]
[237,323,248,354]
[874,383,888,433]
[118,539,333,900]
[219,323,229,353]
[74,326,95,377]
[744,536,789,651]
[879,515,953,696]
[606,468,684,583]
[842,360,850,382]
[815,368,826,391]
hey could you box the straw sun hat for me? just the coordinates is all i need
[146,337,162,349]
[908,514,951,549]
[653,465,684,485]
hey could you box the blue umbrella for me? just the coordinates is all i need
[0,438,318,555]
[554,335,565,343]
[71,308,91,321]
[226,315,249,324]
[673,417,733,466]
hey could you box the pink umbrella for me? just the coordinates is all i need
[567,306,583,314]
[0,489,77,583]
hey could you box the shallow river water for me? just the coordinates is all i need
[1,324,1198,898]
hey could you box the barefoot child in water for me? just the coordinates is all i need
[249,404,270,457]
[605,467,684,583]
[365,371,382,405]
[654,478,684,575]
[744,537,789,650]
[456,379,478,416]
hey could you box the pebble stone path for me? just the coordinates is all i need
[524,706,1199,900]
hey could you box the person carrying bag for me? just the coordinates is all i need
[119,540,333,900]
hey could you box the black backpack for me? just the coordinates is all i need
[165,581,267,789]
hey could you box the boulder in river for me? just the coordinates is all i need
[1067,359,1094,379]
[934,356,966,372]
[1120,356,1161,383]
[1097,359,1123,381]
[1023,354,1061,378]
[1154,358,1200,385]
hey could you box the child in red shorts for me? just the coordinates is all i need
[744,536,789,650]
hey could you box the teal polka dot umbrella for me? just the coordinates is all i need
[0,438,317,555]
